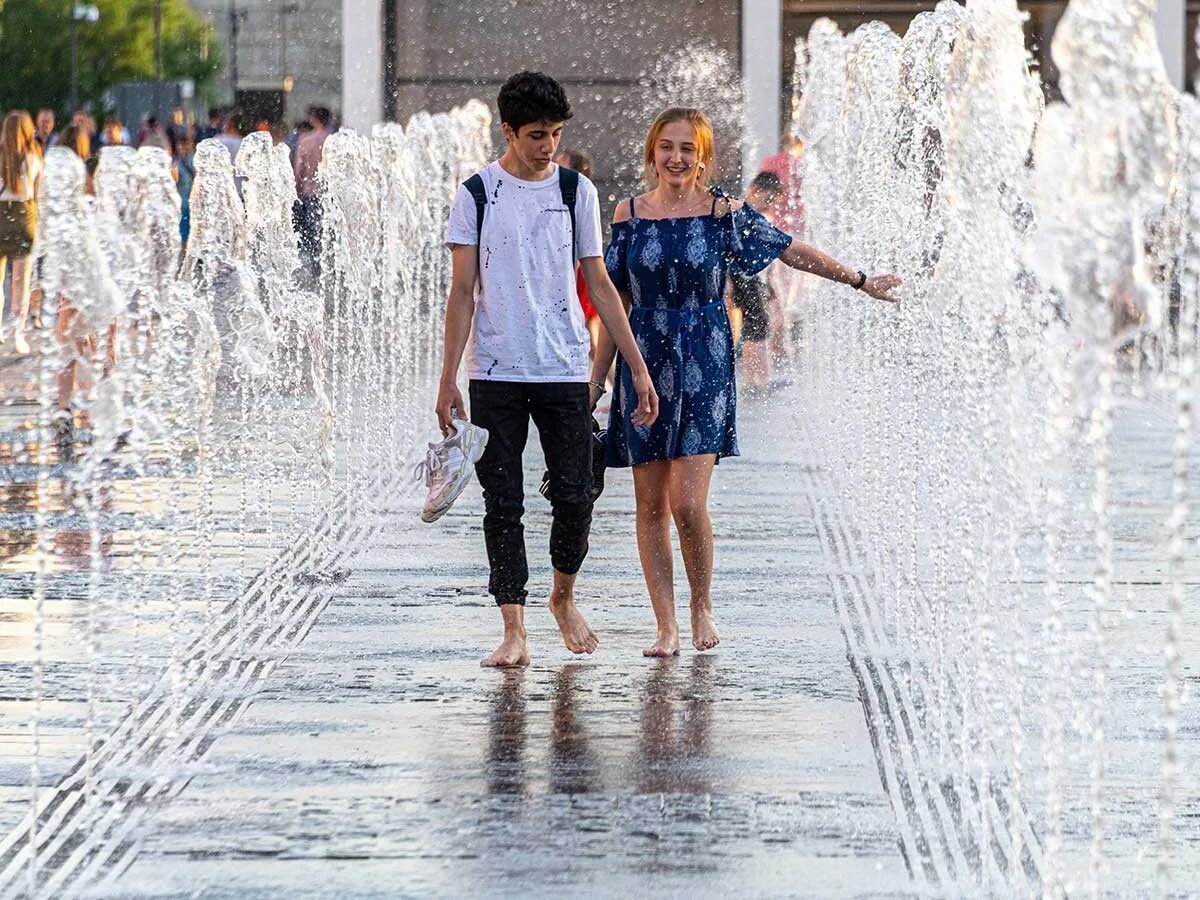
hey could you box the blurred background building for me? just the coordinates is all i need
[117,0,1185,204]
[342,0,1188,209]
[189,0,341,131]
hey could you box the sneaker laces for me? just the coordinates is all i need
[413,445,447,488]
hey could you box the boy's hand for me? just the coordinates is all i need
[436,380,465,434]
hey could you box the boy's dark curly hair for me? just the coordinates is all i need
[497,71,573,132]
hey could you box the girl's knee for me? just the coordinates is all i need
[672,502,709,530]
[637,500,672,525]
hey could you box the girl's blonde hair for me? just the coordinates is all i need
[643,107,714,189]
[0,111,38,196]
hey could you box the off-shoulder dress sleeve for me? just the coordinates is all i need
[604,220,632,293]
[728,204,793,277]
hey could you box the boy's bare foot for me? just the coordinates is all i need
[549,590,599,654]
[643,625,680,658]
[482,605,529,667]
[691,608,720,652]
[481,632,530,668]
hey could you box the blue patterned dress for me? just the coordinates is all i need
[604,195,793,467]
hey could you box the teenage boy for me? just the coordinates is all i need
[438,71,658,668]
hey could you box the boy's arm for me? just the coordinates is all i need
[435,244,478,433]
[588,282,626,409]
[580,257,658,427]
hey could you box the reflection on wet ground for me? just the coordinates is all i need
[487,670,529,796]
[548,665,602,795]
[486,657,721,800]
[635,657,715,796]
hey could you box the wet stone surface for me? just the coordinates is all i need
[94,397,912,898]
[1,353,1197,897]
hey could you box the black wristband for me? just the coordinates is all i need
[853,270,868,290]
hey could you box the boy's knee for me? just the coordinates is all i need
[483,490,524,525]
[550,493,592,525]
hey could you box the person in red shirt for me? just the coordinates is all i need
[555,149,603,362]
[755,134,808,376]
[756,133,805,234]
[294,106,331,276]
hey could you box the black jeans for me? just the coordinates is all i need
[469,380,593,606]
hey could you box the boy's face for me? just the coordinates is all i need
[502,119,564,173]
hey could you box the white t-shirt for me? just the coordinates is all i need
[0,153,43,202]
[445,161,603,382]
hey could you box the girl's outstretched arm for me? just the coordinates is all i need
[779,239,902,303]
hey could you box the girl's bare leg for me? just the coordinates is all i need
[29,285,43,326]
[9,256,32,352]
[633,459,679,656]
[105,321,118,372]
[55,301,86,412]
[668,454,720,651]
[56,360,75,412]
[0,256,7,341]
[741,339,771,391]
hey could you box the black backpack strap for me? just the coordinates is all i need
[558,165,580,259]
[464,173,487,246]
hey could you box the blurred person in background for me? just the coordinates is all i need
[731,171,782,395]
[27,123,93,333]
[100,117,129,146]
[757,134,808,366]
[216,112,243,160]
[217,113,245,198]
[168,107,189,142]
[195,107,223,143]
[47,125,102,452]
[286,117,312,164]
[293,105,331,273]
[35,108,57,151]
[55,123,90,165]
[0,111,44,355]
[757,133,805,234]
[172,130,195,244]
[28,106,63,327]
[555,148,605,365]
[70,111,98,150]
[138,115,171,150]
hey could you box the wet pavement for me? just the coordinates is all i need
[0,340,1197,897]
[76,400,914,898]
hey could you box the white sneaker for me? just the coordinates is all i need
[12,331,30,355]
[414,417,489,523]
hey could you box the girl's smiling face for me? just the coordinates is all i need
[653,120,701,191]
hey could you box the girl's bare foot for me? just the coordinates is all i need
[481,632,530,668]
[643,625,680,658]
[549,591,599,654]
[691,608,720,652]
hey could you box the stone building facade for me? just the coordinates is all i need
[386,0,746,217]
[188,0,342,128]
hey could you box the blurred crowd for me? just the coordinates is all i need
[0,103,336,358]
